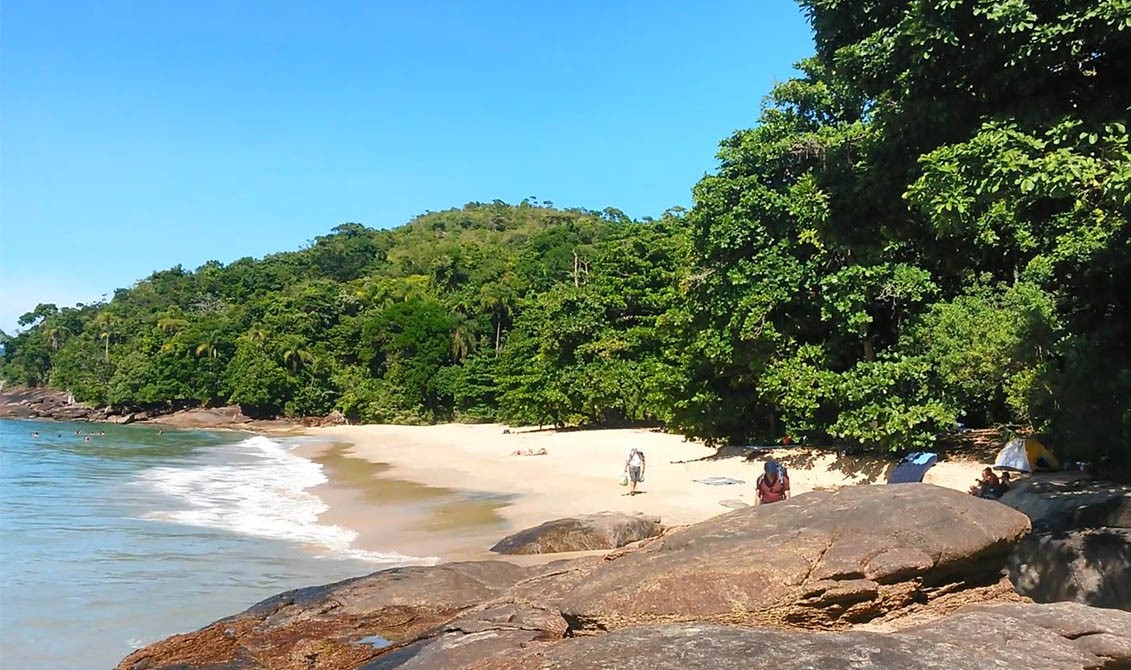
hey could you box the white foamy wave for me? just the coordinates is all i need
[137,435,434,566]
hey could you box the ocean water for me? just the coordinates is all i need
[0,418,430,670]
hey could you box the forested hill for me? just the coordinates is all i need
[1,202,691,429]
[4,0,1129,465]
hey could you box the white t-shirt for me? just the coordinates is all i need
[627,449,644,467]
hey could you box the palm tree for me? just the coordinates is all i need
[450,320,478,363]
[478,279,517,354]
[245,327,268,345]
[282,347,313,374]
[156,316,188,334]
[44,325,69,351]
[194,333,220,359]
[93,312,115,362]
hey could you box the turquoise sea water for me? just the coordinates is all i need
[0,418,426,669]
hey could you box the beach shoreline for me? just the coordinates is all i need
[299,423,991,564]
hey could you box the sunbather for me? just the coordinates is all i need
[969,467,1000,498]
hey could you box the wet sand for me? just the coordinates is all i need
[298,443,541,563]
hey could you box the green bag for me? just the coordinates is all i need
[619,474,629,486]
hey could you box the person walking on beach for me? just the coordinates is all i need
[756,460,790,505]
[624,447,646,496]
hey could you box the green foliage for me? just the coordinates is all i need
[3,203,688,430]
[678,0,1130,463]
[4,1,1128,467]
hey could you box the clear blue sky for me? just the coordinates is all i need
[0,1,813,333]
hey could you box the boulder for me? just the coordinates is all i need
[1000,477,1131,532]
[365,602,569,670]
[115,561,532,670]
[1009,527,1131,610]
[490,513,663,555]
[560,484,1030,632]
[473,602,1131,670]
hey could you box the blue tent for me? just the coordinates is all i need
[887,452,939,484]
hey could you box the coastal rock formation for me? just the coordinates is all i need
[490,512,663,555]
[147,405,255,428]
[303,410,350,427]
[999,477,1131,610]
[999,477,1131,532]
[119,485,1046,670]
[560,484,1030,631]
[1009,527,1131,611]
[0,387,108,422]
[115,561,533,670]
[471,601,1131,670]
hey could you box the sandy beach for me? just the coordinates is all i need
[299,424,991,563]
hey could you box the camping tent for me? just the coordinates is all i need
[888,452,939,484]
[993,438,1059,473]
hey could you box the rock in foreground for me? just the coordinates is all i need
[119,485,1038,670]
[476,601,1131,670]
[1000,477,1131,532]
[1009,527,1131,611]
[561,484,1030,631]
[115,561,531,670]
[490,512,663,555]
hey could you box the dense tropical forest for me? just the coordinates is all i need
[3,0,1128,465]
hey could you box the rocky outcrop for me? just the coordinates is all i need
[1009,527,1131,610]
[490,513,663,555]
[560,484,1030,632]
[147,405,256,428]
[303,410,350,427]
[116,561,533,670]
[385,601,1131,670]
[0,387,297,428]
[1000,477,1131,611]
[999,477,1131,532]
[120,485,1059,670]
[0,387,109,422]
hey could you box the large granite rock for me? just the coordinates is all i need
[1009,527,1131,610]
[1000,477,1131,532]
[560,484,1030,631]
[117,486,1045,670]
[490,513,663,555]
[461,601,1131,670]
[0,387,107,422]
[116,561,532,670]
[363,602,569,670]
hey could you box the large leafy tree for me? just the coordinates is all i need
[680,0,1129,459]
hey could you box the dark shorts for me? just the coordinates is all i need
[629,466,642,483]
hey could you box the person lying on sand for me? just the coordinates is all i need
[510,448,548,456]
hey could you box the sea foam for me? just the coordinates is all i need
[138,435,434,565]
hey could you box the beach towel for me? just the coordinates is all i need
[887,452,939,484]
[694,477,746,486]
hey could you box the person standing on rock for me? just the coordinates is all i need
[624,447,646,496]
[756,460,790,505]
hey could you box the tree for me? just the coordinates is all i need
[92,312,116,363]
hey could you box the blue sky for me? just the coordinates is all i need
[0,1,813,333]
